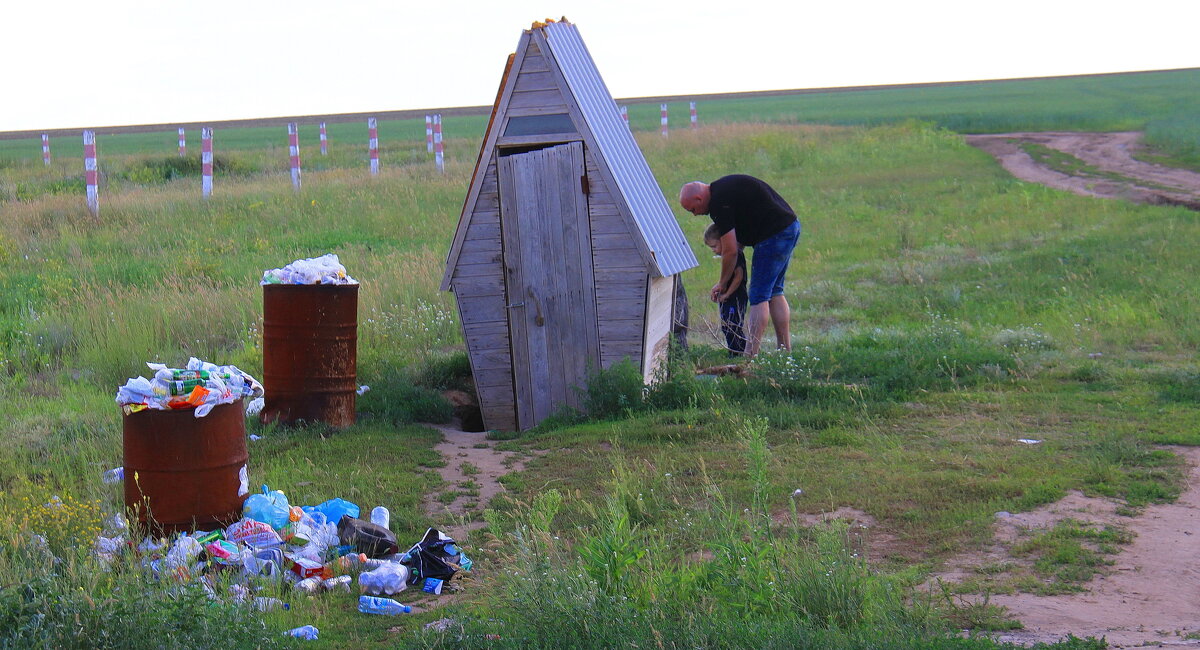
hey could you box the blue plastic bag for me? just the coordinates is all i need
[243,485,291,530]
[307,497,359,523]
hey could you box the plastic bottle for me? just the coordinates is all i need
[251,596,289,612]
[358,595,411,615]
[370,506,390,530]
[322,575,352,592]
[102,467,124,484]
[294,577,323,594]
[327,553,368,573]
[284,625,319,640]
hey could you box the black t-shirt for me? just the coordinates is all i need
[709,175,797,246]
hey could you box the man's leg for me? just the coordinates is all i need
[769,295,791,351]
[744,301,770,357]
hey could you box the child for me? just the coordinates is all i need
[703,224,748,356]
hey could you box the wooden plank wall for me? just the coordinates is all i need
[451,159,516,432]
[587,152,648,370]
[508,43,569,113]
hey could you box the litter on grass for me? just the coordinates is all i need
[74,480,473,634]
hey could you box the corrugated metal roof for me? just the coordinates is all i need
[542,22,698,277]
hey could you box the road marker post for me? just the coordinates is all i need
[201,127,213,199]
[434,114,444,173]
[84,130,99,217]
[368,118,379,175]
[288,123,302,190]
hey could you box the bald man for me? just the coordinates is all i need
[680,175,801,356]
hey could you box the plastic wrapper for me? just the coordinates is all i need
[226,518,283,547]
[261,253,358,285]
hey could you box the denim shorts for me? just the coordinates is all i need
[748,220,801,305]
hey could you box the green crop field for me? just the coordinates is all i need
[1,69,1198,648]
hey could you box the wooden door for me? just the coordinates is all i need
[498,141,599,429]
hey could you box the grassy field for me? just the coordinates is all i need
[3,67,1199,171]
[2,75,1199,647]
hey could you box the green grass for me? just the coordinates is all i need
[4,112,1198,647]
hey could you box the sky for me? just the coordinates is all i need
[3,0,1195,132]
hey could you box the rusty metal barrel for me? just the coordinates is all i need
[123,402,249,534]
[260,284,358,428]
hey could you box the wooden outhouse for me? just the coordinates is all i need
[441,20,698,431]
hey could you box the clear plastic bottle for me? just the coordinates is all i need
[251,596,289,612]
[370,506,390,530]
[358,595,411,615]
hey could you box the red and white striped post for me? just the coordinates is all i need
[660,103,669,137]
[178,127,186,156]
[201,127,213,199]
[368,118,379,175]
[287,123,302,190]
[41,134,50,166]
[425,115,433,153]
[83,130,99,217]
[433,114,444,173]
[319,122,328,155]
[690,101,697,128]
[620,106,629,129]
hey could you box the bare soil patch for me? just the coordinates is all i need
[967,132,1200,210]
[423,420,542,540]
[931,446,1200,647]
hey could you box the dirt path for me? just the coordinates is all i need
[422,421,540,541]
[966,131,1200,210]
[927,446,1200,647]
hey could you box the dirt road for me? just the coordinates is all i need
[966,132,1200,210]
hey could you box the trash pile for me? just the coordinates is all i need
[115,358,264,418]
[261,253,358,285]
[91,483,471,633]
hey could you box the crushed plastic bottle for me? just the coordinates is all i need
[284,625,319,640]
[358,595,411,615]
[294,577,324,594]
[102,467,124,484]
[322,575,352,593]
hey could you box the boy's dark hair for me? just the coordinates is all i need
[703,223,721,243]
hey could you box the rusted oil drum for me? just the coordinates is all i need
[261,284,358,428]
[123,402,249,534]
